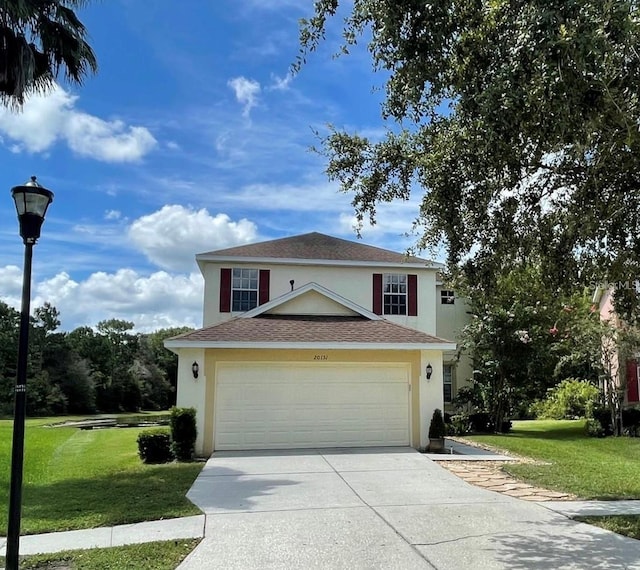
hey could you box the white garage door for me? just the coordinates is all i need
[214,362,410,450]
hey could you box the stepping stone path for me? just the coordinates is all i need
[436,460,576,501]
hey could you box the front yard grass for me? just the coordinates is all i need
[465,419,640,499]
[0,538,200,569]
[575,516,640,540]
[0,417,203,535]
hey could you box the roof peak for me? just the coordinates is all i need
[197,232,440,266]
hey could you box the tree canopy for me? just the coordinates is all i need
[0,300,191,416]
[0,0,97,105]
[298,1,640,307]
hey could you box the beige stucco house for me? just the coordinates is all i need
[165,232,465,455]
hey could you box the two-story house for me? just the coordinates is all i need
[165,232,459,455]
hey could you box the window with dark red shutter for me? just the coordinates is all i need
[627,359,639,403]
[219,268,231,313]
[259,269,270,305]
[408,274,418,316]
[373,273,383,315]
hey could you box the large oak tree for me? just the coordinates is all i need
[298,1,640,307]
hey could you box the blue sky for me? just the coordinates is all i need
[0,0,429,331]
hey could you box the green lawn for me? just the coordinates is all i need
[0,417,203,535]
[575,516,640,540]
[466,419,640,499]
[0,539,200,569]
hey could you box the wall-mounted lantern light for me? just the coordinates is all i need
[192,361,199,379]
[425,363,433,380]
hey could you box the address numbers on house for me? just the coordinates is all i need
[313,355,328,361]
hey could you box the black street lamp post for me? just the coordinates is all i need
[5,176,53,570]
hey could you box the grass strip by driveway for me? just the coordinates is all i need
[0,417,203,534]
[465,419,640,499]
[575,516,640,541]
[0,538,200,569]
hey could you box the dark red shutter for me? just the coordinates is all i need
[408,274,418,316]
[627,359,639,403]
[219,268,231,313]
[259,269,270,305]
[373,273,383,315]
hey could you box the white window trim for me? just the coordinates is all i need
[443,364,454,404]
[383,273,408,316]
[231,268,259,312]
[441,290,455,305]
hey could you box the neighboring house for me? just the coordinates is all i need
[165,232,460,455]
[593,286,640,405]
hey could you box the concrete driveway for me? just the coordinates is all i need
[178,448,640,569]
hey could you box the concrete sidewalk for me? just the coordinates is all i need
[4,499,640,558]
[0,515,205,556]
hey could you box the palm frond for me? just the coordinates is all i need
[0,0,96,105]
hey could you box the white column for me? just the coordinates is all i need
[420,350,445,449]
[175,348,207,455]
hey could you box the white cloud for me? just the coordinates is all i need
[0,84,157,162]
[228,76,261,117]
[65,114,156,162]
[128,205,258,271]
[0,266,204,332]
[0,265,24,302]
[104,210,122,220]
[269,73,293,91]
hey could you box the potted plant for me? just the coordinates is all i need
[428,408,446,452]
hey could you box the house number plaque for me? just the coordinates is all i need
[313,355,328,361]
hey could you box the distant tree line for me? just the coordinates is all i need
[0,301,191,416]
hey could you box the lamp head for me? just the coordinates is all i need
[11,176,54,245]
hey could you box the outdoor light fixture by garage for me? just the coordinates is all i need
[425,363,433,380]
[6,176,53,570]
[192,361,200,379]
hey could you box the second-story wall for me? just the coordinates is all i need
[201,260,439,335]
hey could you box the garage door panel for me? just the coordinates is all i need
[214,363,410,450]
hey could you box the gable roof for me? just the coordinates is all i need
[196,232,443,268]
[241,281,382,320]
[165,315,455,350]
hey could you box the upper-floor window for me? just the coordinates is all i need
[443,364,453,403]
[220,267,270,313]
[441,290,455,305]
[232,268,259,311]
[384,273,407,315]
[373,272,417,316]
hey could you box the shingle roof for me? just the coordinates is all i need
[198,232,431,264]
[168,315,453,346]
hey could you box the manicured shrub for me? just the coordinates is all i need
[170,407,197,461]
[137,428,173,463]
[468,412,493,433]
[533,379,600,420]
[592,406,614,436]
[447,413,472,436]
[428,408,446,439]
[585,418,605,438]
[622,408,640,436]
